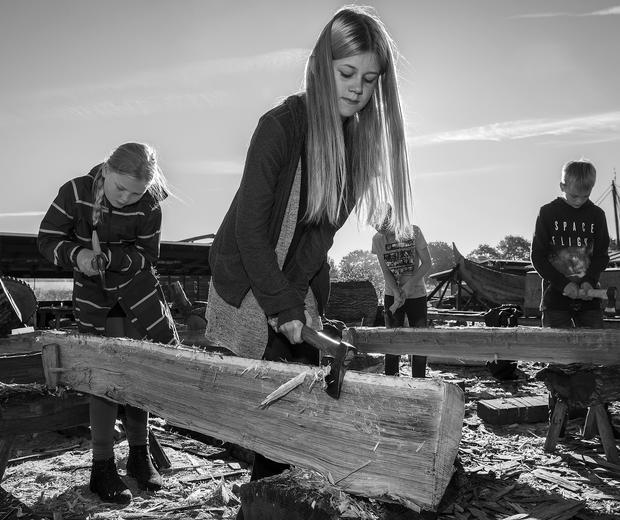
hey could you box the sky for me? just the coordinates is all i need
[1,0,620,263]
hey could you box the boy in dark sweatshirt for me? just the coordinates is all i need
[531,159,609,328]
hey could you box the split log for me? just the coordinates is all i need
[344,326,620,365]
[38,330,464,511]
[326,280,378,325]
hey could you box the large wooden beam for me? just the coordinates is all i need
[37,331,464,511]
[344,326,620,365]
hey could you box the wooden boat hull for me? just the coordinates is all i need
[454,244,525,307]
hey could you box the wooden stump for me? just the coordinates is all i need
[239,468,425,520]
[536,364,620,463]
[535,364,620,408]
[240,469,342,520]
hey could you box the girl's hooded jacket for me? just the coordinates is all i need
[38,167,177,344]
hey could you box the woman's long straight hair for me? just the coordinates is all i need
[91,142,169,226]
[304,5,412,236]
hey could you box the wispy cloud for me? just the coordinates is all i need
[409,111,620,146]
[512,6,620,19]
[34,48,309,100]
[38,91,231,121]
[0,211,45,218]
[416,165,502,178]
[3,48,309,124]
[171,159,244,176]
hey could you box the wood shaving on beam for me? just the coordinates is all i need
[258,371,309,408]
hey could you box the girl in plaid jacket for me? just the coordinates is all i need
[38,142,178,504]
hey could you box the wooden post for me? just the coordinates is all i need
[41,342,61,387]
[583,408,598,439]
[591,403,620,464]
[0,436,15,481]
[544,401,568,452]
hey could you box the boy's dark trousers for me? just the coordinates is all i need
[542,304,605,437]
[542,307,604,329]
[90,308,149,461]
[384,295,427,377]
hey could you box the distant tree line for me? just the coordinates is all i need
[330,234,532,298]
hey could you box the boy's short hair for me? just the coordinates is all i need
[561,160,596,191]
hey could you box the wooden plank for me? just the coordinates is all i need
[0,352,45,383]
[430,309,620,329]
[37,330,464,511]
[477,395,548,425]
[0,390,89,435]
[0,332,43,355]
[344,326,620,365]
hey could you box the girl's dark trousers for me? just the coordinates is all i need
[237,327,320,519]
[90,304,149,461]
[383,294,428,378]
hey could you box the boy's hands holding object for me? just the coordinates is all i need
[578,281,594,300]
[562,281,581,299]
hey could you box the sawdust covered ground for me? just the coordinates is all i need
[1,360,619,520]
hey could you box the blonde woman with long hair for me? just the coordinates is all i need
[206,7,413,514]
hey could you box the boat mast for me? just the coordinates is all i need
[613,170,620,249]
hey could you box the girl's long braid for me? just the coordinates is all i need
[91,166,107,228]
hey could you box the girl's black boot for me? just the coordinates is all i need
[126,444,162,491]
[89,457,132,504]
